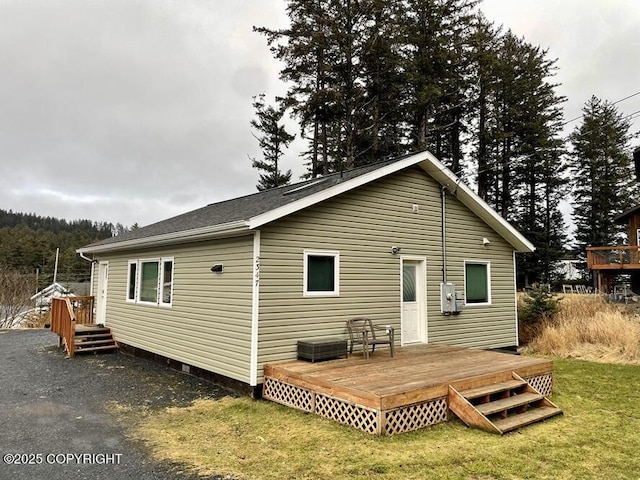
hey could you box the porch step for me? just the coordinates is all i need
[449,372,562,435]
[461,379,527,400]
[74,344,119,353]
[493,406,563,433]
[73,326,118,355]
[75,332,113,340]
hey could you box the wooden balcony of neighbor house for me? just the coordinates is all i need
[586,245,640,271]
[50,296,117,357]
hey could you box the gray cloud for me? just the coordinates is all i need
[0,0,288,226]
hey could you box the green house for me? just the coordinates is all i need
[78,151,534,396]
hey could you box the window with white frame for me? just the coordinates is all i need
[126,260,137,302]
[303,250,339,296]
[464,261,491,305]
[126,257,174,307]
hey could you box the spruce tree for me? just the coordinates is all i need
[400,0,478,174]
[569,96,636,252]
[255,1,333,177]
[249,94,294,191]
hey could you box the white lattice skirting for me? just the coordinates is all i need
[524,373,554,397]
[263,373,554,435]
[263,377,450,435]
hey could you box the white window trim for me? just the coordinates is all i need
[127,257,174,307]
[464,260,492,306]
[303,250,340,297]
[126,260,137,303]
[137,257,161,306]
[159,257,175,308]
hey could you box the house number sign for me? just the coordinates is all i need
[254,256,260,287]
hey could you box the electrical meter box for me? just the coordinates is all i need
[440,282,464,314]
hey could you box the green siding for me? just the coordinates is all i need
[90,166,520,389]
[96,235,254,383]
[257,167,518,381]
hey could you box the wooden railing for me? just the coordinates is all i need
[586,245,640,269]
[50,296,95,357]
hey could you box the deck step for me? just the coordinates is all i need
[74,344,118,353]
[75,333,113,339]
[75,339,117,347]
[492,406,563,433]
[73,326,117,355]
[476,392,543,415]
[460,379,527,399]
[75,329,111,336]
[449,372,562,435]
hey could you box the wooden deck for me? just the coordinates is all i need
[263,344,555,435]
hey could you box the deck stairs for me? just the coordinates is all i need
[73,326,118,355]
[448,372,562,434]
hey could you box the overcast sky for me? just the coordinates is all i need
[1,0,639,228]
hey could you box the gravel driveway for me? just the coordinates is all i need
[0,329,236,480]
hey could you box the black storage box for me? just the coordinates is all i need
[297,339,348,362]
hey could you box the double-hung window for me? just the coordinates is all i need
[464,260,491,305]
[126,257,174,307]
[303,250,340,297]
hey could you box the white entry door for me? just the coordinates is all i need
[96,261,109,325]
[401,258,426,345]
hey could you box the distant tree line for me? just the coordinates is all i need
[250,0,638,286]
[0,209,122,289]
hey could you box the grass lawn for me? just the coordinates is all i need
[116,358,640,479]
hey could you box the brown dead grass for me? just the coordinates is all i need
[523,294,640,364]
[22,310,50,328]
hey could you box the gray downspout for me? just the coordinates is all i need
[441,185,447,283]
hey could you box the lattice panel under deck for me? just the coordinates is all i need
[262,377,313,412]
[315,393,379,434]
[383,398,449,435]
[525,373,553,397]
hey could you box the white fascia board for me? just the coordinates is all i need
[248,150,433,229]
[418,155,535,253]
[77,221,251,254]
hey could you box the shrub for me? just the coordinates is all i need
[519,284,560,324]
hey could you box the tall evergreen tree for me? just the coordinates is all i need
[510,40,567,285]
[357,0,406,163]
[400,0,478,174]
[569,96,636,254]
[257,1,408,176]
[255,1,336,177]
[249,94,294,191]
[466,23,567,284]
[468,14,500,201]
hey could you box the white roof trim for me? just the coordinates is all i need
[78,221,250,254]
[249,150,535,253]
[30,282,66,300]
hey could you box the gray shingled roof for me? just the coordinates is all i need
[83,155,408,249]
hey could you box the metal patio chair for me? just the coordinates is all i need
[346,317,394,359]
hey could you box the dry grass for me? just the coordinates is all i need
[523,294,640,364]
[21,310,50,328]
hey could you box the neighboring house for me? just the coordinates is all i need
[31,282,88,308]
[587,204,640,293]
[78,150,534,396]
[556,259,581,281]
